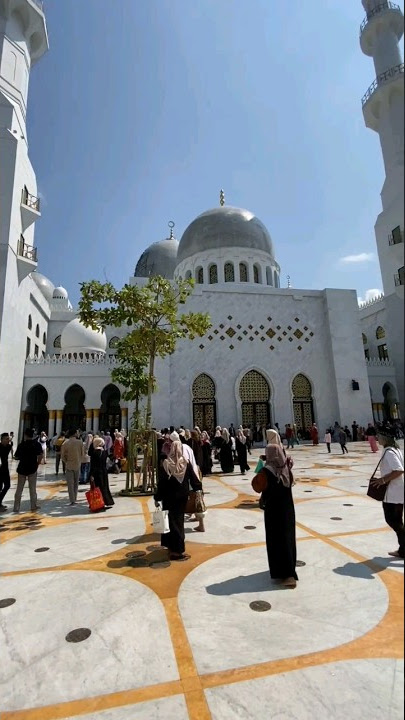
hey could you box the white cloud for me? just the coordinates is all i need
[358,288,383,305]
[340,252,375,264]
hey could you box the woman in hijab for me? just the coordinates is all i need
[236,426,250,475]
[113,432,125,466]
[89,437,114,507]
[201,431,213,476]
[190,429,204,472]
[261,431,298,588]
[154,440,202,560]
[219,428,234,473]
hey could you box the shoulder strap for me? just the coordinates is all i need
[370,449,389,479]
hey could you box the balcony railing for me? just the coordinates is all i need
[388,227,404,245]
[360,2,401,34]
[361,63,404,105]
[17,235,38,263]
[21,186,40,212]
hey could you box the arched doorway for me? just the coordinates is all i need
[25,385,49,434]
[382,382,399,420]
[100,384,121,431]
[292,374,314,435]
[239,370,271,429]
[63,384,86,431]
[192,374,217,434]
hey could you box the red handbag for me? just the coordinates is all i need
[86,479,106,513]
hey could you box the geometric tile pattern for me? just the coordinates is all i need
[197,316,314,350]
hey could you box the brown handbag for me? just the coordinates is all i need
[367,451,388,502]
[185,490,205,514]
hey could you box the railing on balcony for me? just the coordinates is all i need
[388,226,404,245]
[21,186,40,212]
[361,63,404,105]
[17,235,38,263]
[360,2,402,34]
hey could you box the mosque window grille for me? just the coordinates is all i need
[53,335,61,349]
[239,262,248,282]
[196,267,204,284]
[109,336,119,350]
[292,374,312,400]
[239,370,270,403]
[224,262,235,282]
[226,327,236,338]
[35,324,40,338]
[362,333,368,345]
[42,332,46,345]
[378,343,389,360]
[376,326,386,340]
[209,264,218,284]
[253,264,261,284]
[294,329,303,339]
[192,373,216,401]
[26,337,31,358]
[266,267,273,286]
[28,314,32,330]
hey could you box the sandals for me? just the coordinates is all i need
[169,553,191,561]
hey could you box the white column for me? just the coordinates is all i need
[86,409,93,432]
[55,410,63,436]
[48,410,55,439]
[93,409,99,434]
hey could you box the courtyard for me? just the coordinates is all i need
[0,441,403,720]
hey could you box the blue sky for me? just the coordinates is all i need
[27,0,404,305]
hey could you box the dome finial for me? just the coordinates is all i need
[287,274,291,288]
[168,220,175,239]
[219,189,225,206]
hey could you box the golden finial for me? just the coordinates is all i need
[219,189,225,206]
[168,220,175,239]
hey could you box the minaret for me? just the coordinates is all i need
[0,0,48,433]
[359,0,404,410]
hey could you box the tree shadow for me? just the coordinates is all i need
[333,556,403,580]
[206,571,283,596]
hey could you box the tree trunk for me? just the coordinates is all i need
[143,350,155,491]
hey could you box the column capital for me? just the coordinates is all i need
[86,409,93,419]
[49,410,56,419]
[93,409,100,418]
[56,410,63,419]
[121,407,128,416]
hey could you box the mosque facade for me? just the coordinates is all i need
[0,0,403,439]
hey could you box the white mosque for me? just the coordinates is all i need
[0,0,403,440]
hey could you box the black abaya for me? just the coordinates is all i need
[236,439,249,473]
[89,449,114,506]
[219,439,234,473]
[154,463,202,554]
[262,468,298,580]
[201,442,213,476]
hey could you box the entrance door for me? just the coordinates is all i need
[239,370,271,430]
[192,374,217,434]
[292,374,314,435]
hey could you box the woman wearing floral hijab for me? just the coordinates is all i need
[236,426,250,475]
[261,431,298,588]
[154,440,202,560]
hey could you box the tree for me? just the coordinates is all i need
[78,276,211,428]
[110,334,150,428]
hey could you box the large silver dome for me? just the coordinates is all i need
[30,272,55,301]
[177,206,274,265]
[134,237,179,280]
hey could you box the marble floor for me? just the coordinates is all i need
[0,441,403,719]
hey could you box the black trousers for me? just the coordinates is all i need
[383,503,405,557]
[326,443,331,453]
[340,443,348,454]
[0,469,10,505]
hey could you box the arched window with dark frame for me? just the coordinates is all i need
[224,262,235,282]
[53,335,61,349]
[28,314,32,330]
[266,267,273,286]
[109,336,119,350]
[376,326,386,340]
[239,262,248,282]
[35,323,40,338]
[196,267,204,284]
[209,264,218,284]
[42,332,47,345]
[253,264,261,284]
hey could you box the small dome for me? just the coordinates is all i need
[177,206,274,265]
[61,318,107,356]
[31,272,55,301]
[52,286,68,300]
[134,237,179,280]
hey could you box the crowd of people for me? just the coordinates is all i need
[0,417,403,570]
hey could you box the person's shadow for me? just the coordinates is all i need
[333,556,403,580]
[206,571,280,596]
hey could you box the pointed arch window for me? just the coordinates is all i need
[266,267,273,286]
[376,326,386,340]
[224,262,235,282]
[53,335,61,349]
[253,264,261,284]
[28,314,32,330]
[35,324,40,338]
[209,264,218,284]
[196,267,204,284]
[362,333,368,345]
[239,262,248,282]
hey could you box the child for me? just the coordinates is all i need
[324,429,331,454]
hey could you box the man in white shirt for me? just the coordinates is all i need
[372,430,404,558]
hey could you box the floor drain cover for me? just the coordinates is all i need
[150,561,171,569]
[304,490,312,493]
[296,560,306,567]
[343,504,353,507]
[0,598,16,609]
[65,628,91,643]
[330,517,342,520]
[244,525,256,530]
[34,547,49,553]
[97,527,109,531]
[249,601,271,612]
